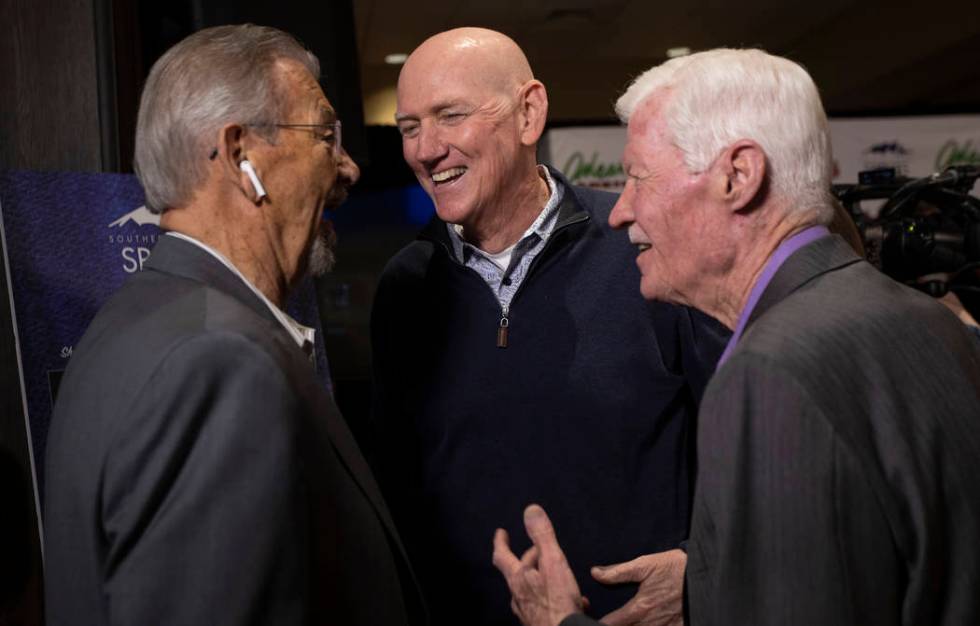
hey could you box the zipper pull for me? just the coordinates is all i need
[497,306,510,348]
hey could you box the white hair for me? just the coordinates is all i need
[134,24,320,213]
[616,48,834,222]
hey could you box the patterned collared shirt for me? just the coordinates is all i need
[446,165,564,312]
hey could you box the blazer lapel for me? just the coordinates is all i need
[147,236,395,519]
[144,234,276,326]
[315,393,428,616]
[147,234,425,611]
[746,234,864,331]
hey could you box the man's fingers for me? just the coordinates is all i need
[590,555,646,585]
[595,551,687,626]
[492,528,521,575]
[523,504,559,549]
[495,513,585,626]
[520,544,540,568]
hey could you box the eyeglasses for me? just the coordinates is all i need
[207,120,343,159]
[259,121,342,156]
[264,121,342,156]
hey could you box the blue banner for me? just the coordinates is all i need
[0,170,330,495]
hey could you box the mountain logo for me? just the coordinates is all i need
[108,206,160,228]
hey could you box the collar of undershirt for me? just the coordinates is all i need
[164,231,315,351]
[446,164,564,264]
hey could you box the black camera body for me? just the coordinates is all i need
[833,166,980,300]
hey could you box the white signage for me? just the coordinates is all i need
[543,115,980,193]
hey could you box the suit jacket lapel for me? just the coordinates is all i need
[314,397,428,617]
[147,236,394,518]
[316,393,406,544]
[146,234,423,609]
[746,235,864,331]
[144,234,276,326]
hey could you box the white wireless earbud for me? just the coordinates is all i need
[239,160,267,199]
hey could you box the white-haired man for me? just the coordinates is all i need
[44,24,424,625]
[494,48,980,626]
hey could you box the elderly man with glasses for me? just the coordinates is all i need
[43,24,424,626]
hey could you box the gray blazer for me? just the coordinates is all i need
[687,235,980,625]
[44,235,424,626]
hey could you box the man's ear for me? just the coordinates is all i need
[715,140,766,212]
[212,124,264,204]
[517,79,548,147]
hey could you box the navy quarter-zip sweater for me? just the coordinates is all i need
[370,170,729,625]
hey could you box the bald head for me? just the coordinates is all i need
[394,28,550,252]
[400,28,533,98]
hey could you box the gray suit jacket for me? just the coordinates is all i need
[44,235,425,625]
[687,235,980,625]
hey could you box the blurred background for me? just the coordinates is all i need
[5,0,980,394]
[2,1,980,623]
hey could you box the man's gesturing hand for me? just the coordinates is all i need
[492,504,586,626]
[591,549,686,626]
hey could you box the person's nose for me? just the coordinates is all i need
[609,184,635,229]
[335,147,360,186]
[413,122,448,166]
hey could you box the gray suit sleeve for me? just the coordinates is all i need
[100,333,311,626]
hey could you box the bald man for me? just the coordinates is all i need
[370,28,727,625]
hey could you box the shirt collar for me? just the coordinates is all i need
[165,231,315,351]
[717,225,830,368]
[447,164,564,263]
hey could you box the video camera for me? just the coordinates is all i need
[832,165,980,303]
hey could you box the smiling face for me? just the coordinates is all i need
[395,35,532,234]
[609,93,727,307]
